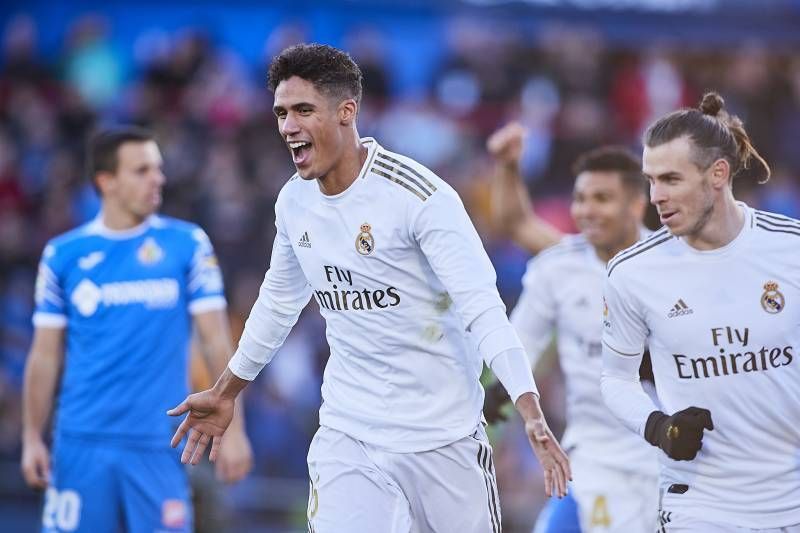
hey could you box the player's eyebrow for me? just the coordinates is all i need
[134,161,162,173]
[272,102,316,115]
[643,171,681,180]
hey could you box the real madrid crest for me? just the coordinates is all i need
[355,222,375,256]
[761,281,784,314]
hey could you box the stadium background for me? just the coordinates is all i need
[1,0,799,530]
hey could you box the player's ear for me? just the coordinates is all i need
[708,158,730,189]
[339,99,358,125]
[95,171,116,197]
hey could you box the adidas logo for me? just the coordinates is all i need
[298,231,311,248]
[667,299,693,318]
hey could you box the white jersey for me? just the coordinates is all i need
[233,138,508,453]
[602,204,800,528]
[511,234,657,475]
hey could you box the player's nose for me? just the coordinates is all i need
[280,113,301,137]
[153,169,166,187]
[649,183,667,205]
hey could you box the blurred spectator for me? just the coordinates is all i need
[63,15,122,108]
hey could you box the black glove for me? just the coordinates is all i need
[483,381,511,424]
[644,407,714,461]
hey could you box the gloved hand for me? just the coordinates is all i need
[483,381,511,424]
[644,407,714,461]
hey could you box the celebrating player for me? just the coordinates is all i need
[602,92,800,532]
[168,43,571,532]
[487,123,658,533]
[21,127,252,532]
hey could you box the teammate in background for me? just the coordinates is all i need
[21,127,252,533]
[486,123,658,533]
[168,43,571,532]
[602,92,800,532]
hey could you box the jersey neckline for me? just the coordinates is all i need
[584,226,650,268]
[86,213,158,239]
[317,137,380,204]
[674,202,752,258]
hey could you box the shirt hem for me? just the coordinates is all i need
[320,416,482,453]
[663,497,800,529]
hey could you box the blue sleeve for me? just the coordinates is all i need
[33,243,68,328]
[186,227,227,314]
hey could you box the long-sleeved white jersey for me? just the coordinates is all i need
[230,138,531,452]
[601,204,800,528]
[512,234,657,476]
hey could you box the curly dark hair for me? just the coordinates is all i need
[268,43,363,104]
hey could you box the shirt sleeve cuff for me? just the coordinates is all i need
[188,296,227,315]
[32,312,67,328]
[489,347,539,403]
[227,349,262,381]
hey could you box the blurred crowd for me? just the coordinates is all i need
[2,9,800,530]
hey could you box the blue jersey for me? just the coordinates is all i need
[33,215,226,446]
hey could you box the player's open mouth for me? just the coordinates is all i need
[289,141,312,166]
[660,210,677,224]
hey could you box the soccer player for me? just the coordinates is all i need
[167,43,571,532]
[486,123,658,533]
[602,92,800,532]
[21,127,253,532]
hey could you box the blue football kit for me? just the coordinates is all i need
[33,215,226,533]
[533,491,581,533]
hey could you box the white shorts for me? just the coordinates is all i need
[570,453,659,533]
[657,510,800,533]
[306,424,502,533]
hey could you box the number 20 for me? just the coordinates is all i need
[43,488,82,531]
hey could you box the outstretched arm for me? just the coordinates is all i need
[471,309,571,498]
[170,198,311,464]
[487,122,563,254]
[412,187,571,497]
[484,254,559,424]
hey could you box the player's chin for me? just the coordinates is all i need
[143,201,161,216]
[294,165,318,181]
[142,194,162,213]
[662,217,686,235]
[582,228,610,248]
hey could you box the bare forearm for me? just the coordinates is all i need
[490,161,530,234]
[204,337,239,385]
[491,162,562,254]
[194,310,236,379]
[194,310,249,424]
[22,352,61,440]
[514,391,545,423]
